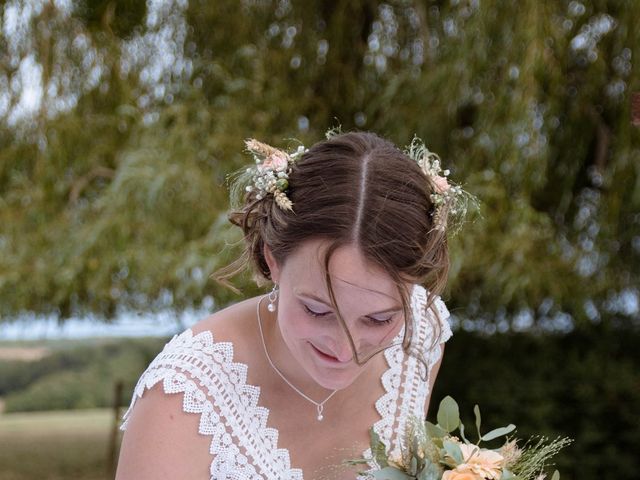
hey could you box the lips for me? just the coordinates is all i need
[309,342,350,364]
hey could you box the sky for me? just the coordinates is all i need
[0,308,202,340]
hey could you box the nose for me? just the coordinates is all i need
[319,333,353,362]
[335,330,362,362]
[332,345,353,363]
[322,316,376,362]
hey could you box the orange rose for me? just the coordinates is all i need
[442,470,483,480]
[457,444,504,480]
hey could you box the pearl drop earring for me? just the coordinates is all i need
[267,284,279,312]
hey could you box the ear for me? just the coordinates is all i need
[263,243,281,283]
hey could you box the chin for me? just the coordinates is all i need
[311,368,360,391]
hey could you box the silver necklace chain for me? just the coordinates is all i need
[256,295,338,421]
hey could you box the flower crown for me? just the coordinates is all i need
[230,130,478,234]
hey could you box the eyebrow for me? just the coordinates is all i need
[297,292,403,316]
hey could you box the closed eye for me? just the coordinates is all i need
[365,315,394,326]
[303,304,331,317]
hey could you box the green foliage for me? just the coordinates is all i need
[6,369,107,411]
[371,429,389,468]
[435,396,460,433]
[1,337,167,412]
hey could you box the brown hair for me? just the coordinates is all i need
[217,131,449,367]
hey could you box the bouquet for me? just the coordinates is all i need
[348,396,571,480]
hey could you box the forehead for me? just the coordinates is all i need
[282,239,399,301]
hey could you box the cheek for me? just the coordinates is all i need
[389,317,406,340]
[279,304,321,339]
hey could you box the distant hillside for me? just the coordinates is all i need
[0,337,168,413]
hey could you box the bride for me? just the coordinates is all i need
[115,131,455,479]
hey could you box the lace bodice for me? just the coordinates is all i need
[120,285,452,479]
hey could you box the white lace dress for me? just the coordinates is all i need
[120,285,452,479]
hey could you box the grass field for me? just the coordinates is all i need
[0,337,135,351]
[0,408,122,480]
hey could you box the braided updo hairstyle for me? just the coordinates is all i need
[217,131,449,366]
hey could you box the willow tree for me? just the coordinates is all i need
[0,0,638,329]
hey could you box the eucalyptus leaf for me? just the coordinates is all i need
[411,435,422,473]
[412,434,421,456]
[410,456,418,475]
[500,469,517,480]
[443,439,464,464]
[551,470,560,480]
[370,467,414,480]
[370,428,389,468]
[437,396,460,433]
[474,404,482,440]
[425,421,447,439]
[459,422,470,444]
[481,424,516,442]
[418,462,442,480]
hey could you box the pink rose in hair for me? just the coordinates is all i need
[432,175,450,194]
[263,151,289,171]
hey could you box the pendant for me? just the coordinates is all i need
[317,404,324,421]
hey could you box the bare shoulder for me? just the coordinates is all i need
[189,295,261,347]
[115,296,262,479]
[116,383,212,479]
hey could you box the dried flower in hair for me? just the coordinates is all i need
[405,136,480,234]
[239,139,307,212]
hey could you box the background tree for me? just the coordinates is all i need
[0,0,638,330]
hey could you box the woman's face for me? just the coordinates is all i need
[265,238,407,390]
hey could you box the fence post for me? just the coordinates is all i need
[107,380,124,478]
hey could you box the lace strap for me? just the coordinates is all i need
[361,285,452,469]
[120,329,303,480]
[394,287,451,451]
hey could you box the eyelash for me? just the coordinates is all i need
[302,304,394,326]
[302,304,330,317]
